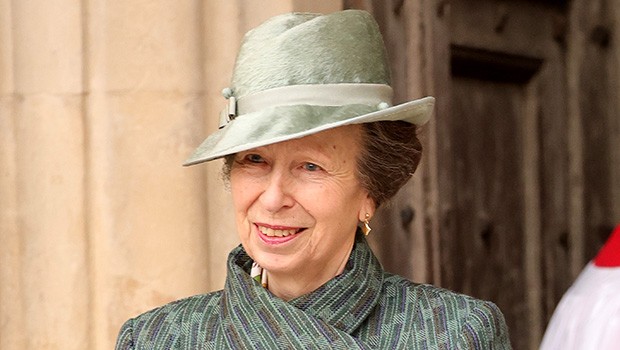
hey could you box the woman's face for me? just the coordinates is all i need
[230,125,374,277]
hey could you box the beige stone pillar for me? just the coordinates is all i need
[8,1,89,349]
[84,1,211,347]
[0,1,23,348]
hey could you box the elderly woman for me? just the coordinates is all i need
[116,10,511,349]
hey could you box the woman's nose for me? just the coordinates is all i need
[259,171,295,212]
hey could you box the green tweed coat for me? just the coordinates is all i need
[116,233,511,349]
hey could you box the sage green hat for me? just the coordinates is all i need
[184,9,435,166]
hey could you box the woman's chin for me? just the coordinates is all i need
[248,248,299,272]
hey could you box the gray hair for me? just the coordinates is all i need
[357,121,422,208]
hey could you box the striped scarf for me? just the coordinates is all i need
[215,233,383,349]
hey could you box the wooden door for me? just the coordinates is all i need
[346,0,620,348]
[346,1,575,349]
[441,2,570,349]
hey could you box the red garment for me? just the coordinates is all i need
[594,224,620,267]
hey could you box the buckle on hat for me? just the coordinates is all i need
[218,96,237,129]
[228,96,236,119]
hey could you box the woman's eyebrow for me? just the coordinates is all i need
[293,146,334,162]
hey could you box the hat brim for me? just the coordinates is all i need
[183,96,435,166]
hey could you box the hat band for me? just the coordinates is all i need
[219,83,393,128]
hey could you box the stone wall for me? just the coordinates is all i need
[0,1,341,349]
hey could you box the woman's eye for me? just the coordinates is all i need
[247,154,264,163]
[303,162,320,171]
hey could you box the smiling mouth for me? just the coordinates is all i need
[256,225,307,237]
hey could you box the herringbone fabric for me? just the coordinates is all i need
[116,233,511,349]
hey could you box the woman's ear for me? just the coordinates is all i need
[358,194,376,222]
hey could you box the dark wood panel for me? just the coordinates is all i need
[535,33,571,323]
[576,1,620,261]
[444,77,529,350]
[451,45,543,84]
[449,0,566,58]
[346,0,436,282]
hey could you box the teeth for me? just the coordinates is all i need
[258,226,300,237]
